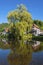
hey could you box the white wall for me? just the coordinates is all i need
[32,27,40,36]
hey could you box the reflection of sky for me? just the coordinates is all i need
[0,49,10,65]
[30,51,43,65]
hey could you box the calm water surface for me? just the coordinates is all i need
[30,51,43,65]
[0,41,43,65]
[0,49,10,65]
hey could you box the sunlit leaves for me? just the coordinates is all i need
[7,4,33,44]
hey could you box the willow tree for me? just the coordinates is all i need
[7,4,33,45]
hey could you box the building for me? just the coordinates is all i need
[31,24,40,36]
[39,30,43,36]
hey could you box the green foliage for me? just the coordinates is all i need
[0,23,9,32]
[33,20,43,30]
[7,4,33,25]
[7,4,33,43]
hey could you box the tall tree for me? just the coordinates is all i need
[7,4,33,44]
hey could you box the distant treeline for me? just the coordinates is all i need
[33,20,43,30]
[0,20,43,32]
[0,23,9,32]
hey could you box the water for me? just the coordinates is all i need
[30,51,43,65]
[0,49,10,65]
[0,40,43,65]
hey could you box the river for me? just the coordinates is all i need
[0,40,43,65]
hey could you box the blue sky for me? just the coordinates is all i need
[0,0,43,23]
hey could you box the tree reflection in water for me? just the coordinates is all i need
[8,50,32,65]
[0,39,43,65]
[8,41,32,65]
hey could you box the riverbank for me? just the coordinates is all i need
[32,36,43,41]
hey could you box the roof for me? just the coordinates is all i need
[32,24,39,29]
[5,28,9,32]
